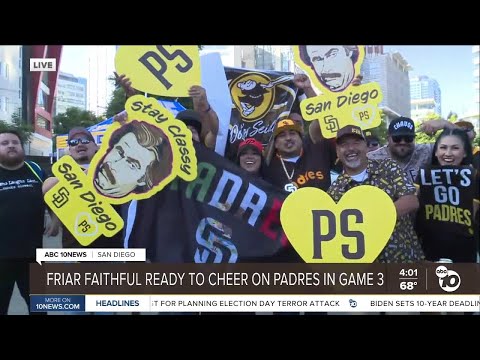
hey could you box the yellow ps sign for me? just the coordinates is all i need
[300,82,383,139]
[115,46,200,97]
[88,95,197,204]
[280,186,396,263]
[44,156,124,246]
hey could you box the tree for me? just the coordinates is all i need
[446,111,458,123]
[105,86,128,118]
[368,109,388,146]
[53,107,102,135]
[414,113,441,144]
[0,107,33,144]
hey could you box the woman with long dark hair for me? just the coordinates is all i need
[415,128,479,263]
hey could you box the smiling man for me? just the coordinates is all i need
[368,116,457,183]
[328,124,424,263]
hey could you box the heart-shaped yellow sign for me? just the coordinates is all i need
[280,186,396,263]
[352,104,376,128]
[74,213,99,237]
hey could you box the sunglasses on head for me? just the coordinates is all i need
[392,135,414,143]
[68,138,92,147]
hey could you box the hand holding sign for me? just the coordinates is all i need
[115,46,200,97]
[280,186,396,263]
[44,156,124,246]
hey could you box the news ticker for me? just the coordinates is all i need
[30,263,480,296]
[29,294,480,313]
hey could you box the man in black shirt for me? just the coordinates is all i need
[0,130,47,315]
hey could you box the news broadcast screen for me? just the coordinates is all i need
[1,45,479,315]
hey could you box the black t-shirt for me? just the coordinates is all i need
[0,164,45,258]
[264,136,336,193]
[415,166,479,263]
[263,136,336,262]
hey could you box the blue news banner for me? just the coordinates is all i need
[30,295,85,312]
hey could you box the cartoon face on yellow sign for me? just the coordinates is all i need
[280,186,396,263]
[88,95,197,204]
[44,155,124,246]
[300,82,383,139]
[294,45,365,94]
[115,46,200,97]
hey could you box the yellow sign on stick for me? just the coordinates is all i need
[300,82,383,138]
[280,186,396,263]
[115,46,200,97]
[44,156,124,246]
[88,95,197,204]
[293,45,365,94]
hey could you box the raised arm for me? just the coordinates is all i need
[189,85,219,150]
[115,72,140,99]
[419,119,457,135]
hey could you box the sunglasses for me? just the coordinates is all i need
[368,142,379,147]
[391,135,414,143]
[68,138,92,147]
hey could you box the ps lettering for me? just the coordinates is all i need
[138,46,193,90]
[359,111,370,122]
[30,58,56,72]
[312,209,365,260]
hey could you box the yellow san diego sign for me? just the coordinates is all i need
[115,46,200,97]
[44,156,124,246]
[300,82,383,139]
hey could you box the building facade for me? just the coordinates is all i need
[409,75,441,119]
[22,45,62,156]
[55,72,87,115]
[0,46,22,123]
[228,46,294,72]
[361,46,411,121]
[87,46,116,117]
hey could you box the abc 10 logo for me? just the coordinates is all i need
[435,265,461,293]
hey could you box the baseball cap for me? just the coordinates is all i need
[388,116,415,136]
[237,138,263,157]
[364,130,379,142]
[176,110,202,135]
[273,119,303,138]
[455,120,474,131]
[67,127,95,142]
[336,125,366,143]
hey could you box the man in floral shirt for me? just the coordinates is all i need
[328,125,425,263]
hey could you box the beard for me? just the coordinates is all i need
[0,150,25,168]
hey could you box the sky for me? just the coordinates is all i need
[384,45,476,117]
[60,45,478,118]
